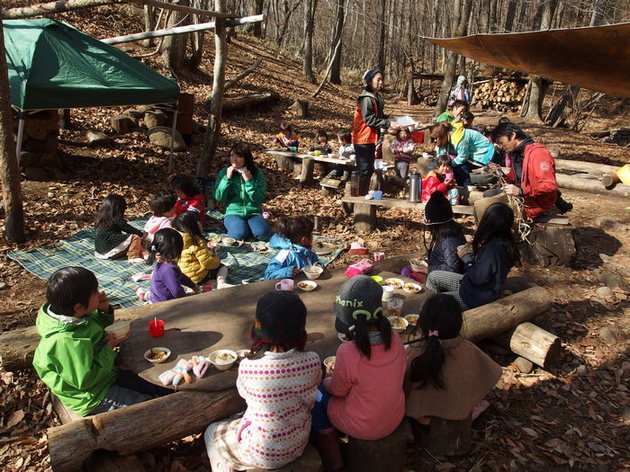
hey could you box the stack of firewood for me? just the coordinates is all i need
[473,79,526,112]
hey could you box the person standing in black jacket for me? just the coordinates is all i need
[425,203,520,310]
[94,194,147,262]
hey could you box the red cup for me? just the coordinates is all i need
[148,319,165,337]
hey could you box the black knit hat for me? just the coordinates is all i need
[334,275,384,335]
[424,191,453,225]
[363,67,382,86]
[250,291,307,349]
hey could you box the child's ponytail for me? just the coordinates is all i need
[148,228,184,265]
[409,294,463,389]
[352,310,392,359]
[173,211,205,244]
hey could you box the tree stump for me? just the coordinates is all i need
[520,225,576,267]
[275,155,294,172]
[353,203,377,234]
[343,423,407,472]
[288,99,309,118]
[342,181,354,216]
[58,109,71,129]
[299,156,315,186]
[111,115,133,134]
[419,414,472,456]
[246,444,321,472]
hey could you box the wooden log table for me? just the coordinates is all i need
[340,196,475,234]
[264,149,352,186]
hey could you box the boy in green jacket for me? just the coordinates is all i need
[33,267,170,416]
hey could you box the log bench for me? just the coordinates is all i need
[246,444,321,472]
[340,196,475,234]
[265,149,351,186]
[416,414,473,457]
[343,422,407,472]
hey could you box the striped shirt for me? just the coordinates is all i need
[236,349,321,469]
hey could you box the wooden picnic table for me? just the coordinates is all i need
[117,264,429,392]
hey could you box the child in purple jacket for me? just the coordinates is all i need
[149,228,199,303]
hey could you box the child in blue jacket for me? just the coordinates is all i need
[264,216,320,280]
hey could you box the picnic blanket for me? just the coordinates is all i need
[7,212,346,309]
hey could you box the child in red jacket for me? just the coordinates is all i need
[421,154,459,205]
[169,174,206,222]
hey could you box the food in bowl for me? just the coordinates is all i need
[386,297,404,317]
[409,258,428,272]
[387,316,409,331]
[144,347,171,363]
[297,280,317,292]
[323,356,336,369]
[384,278,404,289]
[209,349,237,371]
[236,349,250,362]
[104,321,131,339]
[403,283,422,294]
[337,332,351,343]
[303,265,323,280]
[404,314,420,326]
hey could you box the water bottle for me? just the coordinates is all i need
[350,171,361,197]
[409,172,421,203]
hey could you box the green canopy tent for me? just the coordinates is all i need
[3,18,180,166]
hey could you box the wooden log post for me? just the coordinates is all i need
[343,422,407,472]
[419,414,473,456]
[555,173,630,198]
[0,326,39,371]
[460,286,551,343]
[288,99,309,118]
[47,388,246,472]
[299,156,315,186]
[353,203,377,234]
[342,181,354,216]
[493,322,561,369]
[274,154,294,172]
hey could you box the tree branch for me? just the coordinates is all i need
[224,58,262,91]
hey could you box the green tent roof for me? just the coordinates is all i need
[4,19,180,110]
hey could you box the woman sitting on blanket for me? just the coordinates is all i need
[214,143,271,242]
[94,194,147,263]
[264,216,320,280]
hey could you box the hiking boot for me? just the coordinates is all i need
[556,196,573,214]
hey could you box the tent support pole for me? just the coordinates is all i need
[168,100,179,174]
[15,112,25,165]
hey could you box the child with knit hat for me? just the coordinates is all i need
[204,292,321,472]
[311,275,406,470]
[405,294,501,433]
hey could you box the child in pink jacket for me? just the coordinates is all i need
[312,276,406,471]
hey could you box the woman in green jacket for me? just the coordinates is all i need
[214,143,270,241]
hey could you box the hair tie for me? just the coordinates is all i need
[150,245,156,252]
[428,329,439,338]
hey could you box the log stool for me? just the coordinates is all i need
[418,414,472,456]
[343,422,407,472]
[245,444,321,472]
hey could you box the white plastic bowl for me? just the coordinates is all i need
[209,349,237,371]
[297,280,318,292]
[303,265,323,280]
[105,321,131,339]
[387,316,409,332]
[409,258,428,272]
[402,282,422,294]
[323,356,336,369]
[144,347,171,363]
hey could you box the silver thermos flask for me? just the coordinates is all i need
[409,172,420,203]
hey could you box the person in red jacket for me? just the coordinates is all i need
[491,123,571,219]
[421,154,459,204]
[169,174,206,223]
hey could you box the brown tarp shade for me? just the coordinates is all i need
[428,23,630,98]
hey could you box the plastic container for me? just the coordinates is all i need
[148,319,165,337]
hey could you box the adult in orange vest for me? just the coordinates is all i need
[351,68,398,193]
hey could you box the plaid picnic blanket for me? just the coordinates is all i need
[7,212,346,309]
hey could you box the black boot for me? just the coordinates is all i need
[314,430,344,471]
[556,190,573,214]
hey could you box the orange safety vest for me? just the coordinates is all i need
[352,95,381,145]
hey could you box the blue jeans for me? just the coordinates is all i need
[452,161,475,186]
[224,214,270,241]
[311,383,333,432]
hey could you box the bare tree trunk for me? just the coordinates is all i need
[189,0,207,70]
[329,0,345,85]
[142,5,156,47]
[0,21,25,243]
[520,0,557,121]
[196,0,226,177]
[275,0,301,47]
[377,0,387,71]
[302,0,316,83]
[161,0,191,74]
[504,0,517,31]
[245,0,263,36]
[434,0,472,116]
